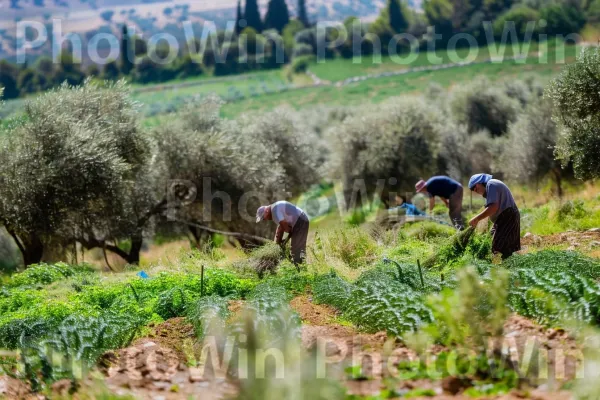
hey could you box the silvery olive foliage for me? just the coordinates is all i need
[500,98,562,186]
[0,79,157,264]
[548,47,600,180]
[450,77,520,137]
[329,97,444,207]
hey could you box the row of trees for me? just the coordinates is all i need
[0,82,320,267]
[328,74,574,207]
[1,0,591,99]
[0,46,598,268]
[324,47,595,209]
[235,0,310,33]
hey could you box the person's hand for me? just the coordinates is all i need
[469,216,479,228]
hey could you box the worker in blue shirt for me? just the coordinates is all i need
[415,176,464,229]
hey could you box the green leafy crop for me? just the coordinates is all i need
[153,287,189,320]
[505,250,600,279]
[229,283,301,343]
[344,280,433,337]
[506,251,600,325]
[8,262,94,288]
[312,271,353,311]
[187,295,230,339]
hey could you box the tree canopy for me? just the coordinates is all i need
[548,47,600,180]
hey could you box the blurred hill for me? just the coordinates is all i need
[0,0,400,60]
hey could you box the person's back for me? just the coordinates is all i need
[426,176,461,199]
[485,179,517,222]
[271,201,305,227]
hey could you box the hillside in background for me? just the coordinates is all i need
[0,0,394,60]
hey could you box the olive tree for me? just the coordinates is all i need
[437,123,472,182]
[237,108,321,195]
[153,97,288,247]
[500,98,568,197]
[547,47,600,180]
[450,77,519,136]
[330,97,444,209]
[0,80,160,266]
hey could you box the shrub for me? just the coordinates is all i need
[540,3,585,36]
[500,98,564,194]
[493,6,540,41]
[557,200,587,222]
[450,77,519,136]
[291,55,315,73]
[292,43,315,58]
[437,123,472,181]
[468,131,499,173]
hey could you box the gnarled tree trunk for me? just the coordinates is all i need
[7,230,44,267]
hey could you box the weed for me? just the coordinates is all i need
[264,262,313,295]
[314,228,379,269]
[244,242,284,279]
[404,222,455,240]
[557,200,588,222]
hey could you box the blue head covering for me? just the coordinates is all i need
[468,174,492,190]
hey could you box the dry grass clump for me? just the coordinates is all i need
[235,242,284,278]
[309,227,380,276]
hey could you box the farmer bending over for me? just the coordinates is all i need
[415,176,464,229]
[256,201,310,265]
[468,174,521,259]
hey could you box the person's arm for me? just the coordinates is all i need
[274,224,285,244]
[441,198,449,207]
[429,196,435,213]
[469,203,499,228]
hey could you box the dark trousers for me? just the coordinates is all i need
[491,206,521,259]
[290,213,309,265]
[449,185,464,230]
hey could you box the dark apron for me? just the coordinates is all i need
[491,206,521,259]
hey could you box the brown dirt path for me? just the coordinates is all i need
[290,295,580,398]
[0,376,35,399]
[520,231,600,256]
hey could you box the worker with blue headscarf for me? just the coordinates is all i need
[468,174,520,259]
